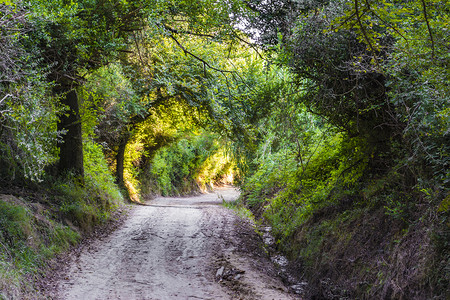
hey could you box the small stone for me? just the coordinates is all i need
[233,274,241,280]
[216,266,225,277]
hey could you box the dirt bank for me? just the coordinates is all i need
[54,187,298,300]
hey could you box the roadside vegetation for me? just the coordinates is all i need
[0,0,448,299]
[233,0,449,298]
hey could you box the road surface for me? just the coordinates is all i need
[56,187,298,300]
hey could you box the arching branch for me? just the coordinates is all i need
[167,33,233,74]
[420,0,435,59]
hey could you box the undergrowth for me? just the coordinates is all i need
[222,197,256,224]
[55,140,123,231]
[0,139,124,299]
[240,130,449,299]
[0,198,79,299]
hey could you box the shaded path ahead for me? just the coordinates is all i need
[57,187,298,300]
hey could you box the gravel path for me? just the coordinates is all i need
[56,187,298,300]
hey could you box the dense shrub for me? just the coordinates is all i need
[56,139,123,231]
[143,133,234,196]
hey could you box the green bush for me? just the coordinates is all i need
[241,131,370,243]
[55,139,123,230]
[0,3,60,183]
[84,140,123,206]
[146,132,233,196]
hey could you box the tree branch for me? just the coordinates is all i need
[231,31,264,59]
[163,24,216,39]
[420,0,435,59]
[167,33,233,74]
[363,0,411,51]
[0,94,12,104]
[354,0,381,70]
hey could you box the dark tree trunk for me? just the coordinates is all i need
[116,134,129,188]
[113,94,169,186]
[57,88,84,179]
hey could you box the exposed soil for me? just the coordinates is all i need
[51,187,299,300]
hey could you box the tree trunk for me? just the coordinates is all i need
[57,88,84,179]
[116,134,129,188]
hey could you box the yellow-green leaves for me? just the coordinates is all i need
[0,0,13,5]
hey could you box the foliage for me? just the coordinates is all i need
[197,147,235,190]
[331,0,450,190]
[26,0,148,76]
[0,3,59,182]
[118,37,258,199]
[243,129,370,236]
[137,131,233,197]
[245,0,449,191]
[56,139,123,230]
[83,140,123,206]
[0,80,60,182]
[0,0,448,298]
[0,197,79,299]
[120,97,204,200]
[82,64,144,147]
[232,3,449,294]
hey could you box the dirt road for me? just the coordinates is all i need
[56,187,298,300]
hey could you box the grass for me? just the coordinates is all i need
[0,141,126,298]
[221,196,257,223]
[0,197,80,298]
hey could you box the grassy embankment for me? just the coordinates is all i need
[0,141,123,299]
[239,133,449,299]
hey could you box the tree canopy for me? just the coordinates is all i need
[0,0,448,298]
